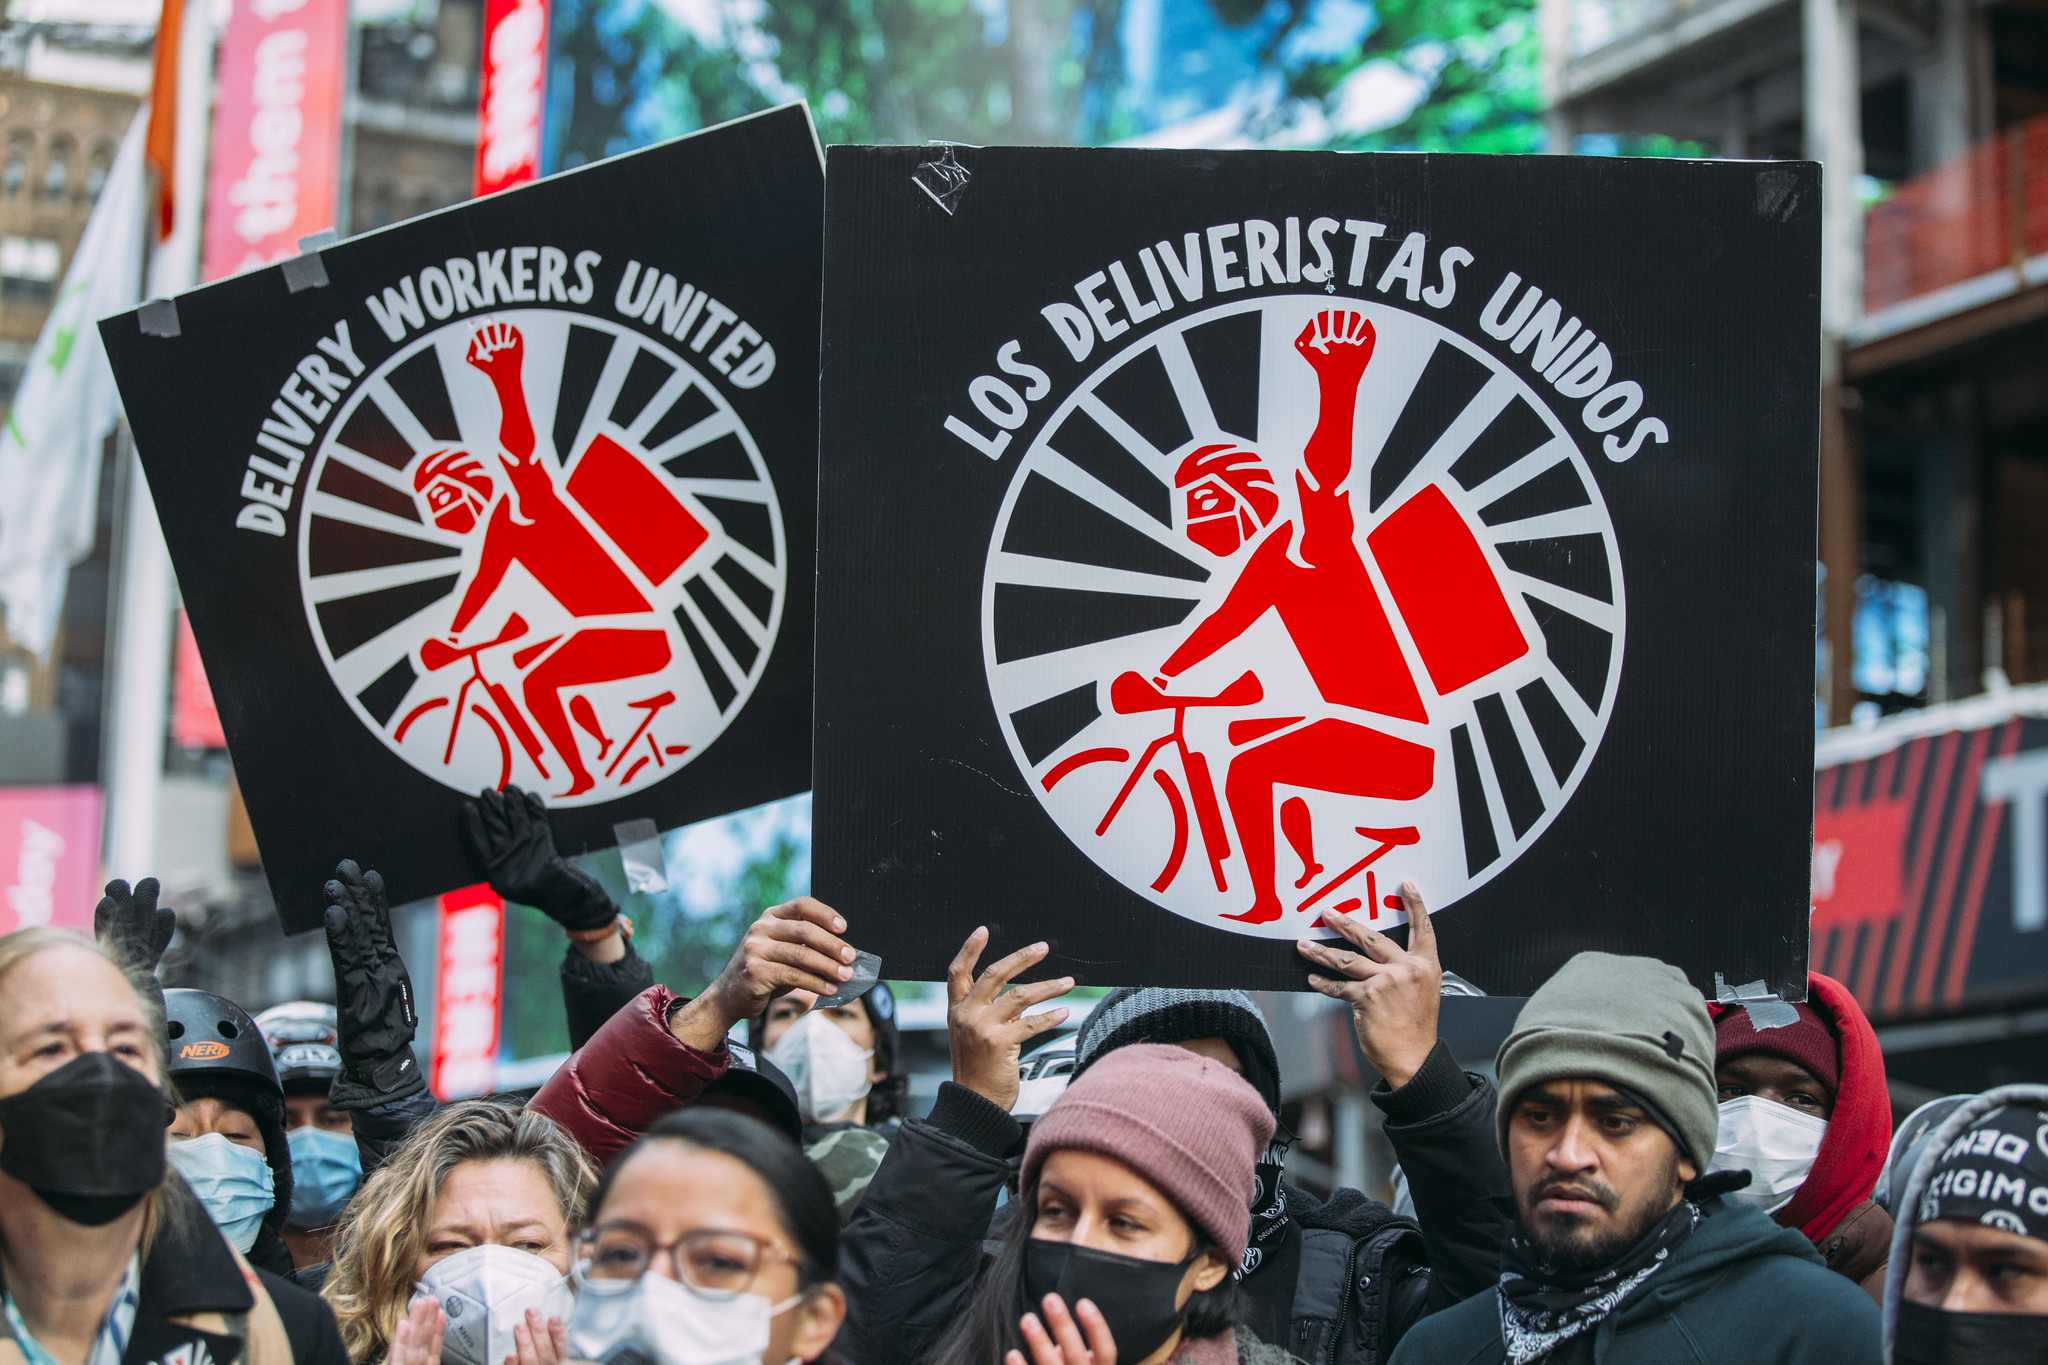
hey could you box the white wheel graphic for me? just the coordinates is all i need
[983,297,1623,936]
[300,310,785,806]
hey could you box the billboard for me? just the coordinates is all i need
[202,0,350,282]
[1812,690,2048,1019]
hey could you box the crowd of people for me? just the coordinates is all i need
[1,784,2042,1365]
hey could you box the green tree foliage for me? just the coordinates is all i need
[547,0,769,169]
[1243,0,1540,151]
[495,830,806,1062]
[629,830,803,996]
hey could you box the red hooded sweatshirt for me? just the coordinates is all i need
[1711,970,1889,1242]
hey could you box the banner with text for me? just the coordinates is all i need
[815,147,1821,994]
[202,0,350,282]
[108,106,823,931]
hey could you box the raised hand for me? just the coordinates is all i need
[323,859,425,1105]
[466,320,525,379]
[508,1309,568,1365]
[1295,879,1442,1090]
[460,786,616,932]
[1293,309,1376,383]
[668,897,859,1051]
[1008,1294,1116,1365]
[95,877,176,976]
[947,928,1073,1111]
[390,1297,446,1365]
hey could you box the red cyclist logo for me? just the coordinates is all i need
[301,311,785,805]
[984,300,1622,935]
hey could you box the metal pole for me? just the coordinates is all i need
[103,0,214,879]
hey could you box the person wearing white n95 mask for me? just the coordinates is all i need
[414,1244,575,1365]
[569,1108,846,1365]
[1707,1094,1827,1214]
[1712,976,1895,1301]
[765,1010,874,1126]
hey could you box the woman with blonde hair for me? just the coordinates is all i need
[322,1100,595,1365]
[0,924,343,1365]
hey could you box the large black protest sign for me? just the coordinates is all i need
[815,148,1820,995]
[105,106,821,932]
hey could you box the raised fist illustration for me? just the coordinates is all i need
[1294,310,1376,385]
[466,319,525,381]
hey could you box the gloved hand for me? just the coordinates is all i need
[459,786,616,932]
[94,877,177,976]
[322,859,426,1107]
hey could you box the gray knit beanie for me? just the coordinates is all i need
[1494,952,1718,1170]
[1074,987,1281,1115]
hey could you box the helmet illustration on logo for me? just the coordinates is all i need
[1174,445,1277,558]
[300,310,786,807]
[413,448,495,535]
[983,299,1624,937]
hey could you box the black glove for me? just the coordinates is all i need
[94,877,176,975]
[459,786,616,931]
[322,859,426,1107]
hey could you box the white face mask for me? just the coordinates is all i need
[166,1132,274,1253]
[414,1244,575,1365]
[766,1012,873,1125]
[1707,1095,1829,1214]
[568,1271,798,1365]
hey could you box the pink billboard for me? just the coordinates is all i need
[202,0,349,282]
[0,786,102,934]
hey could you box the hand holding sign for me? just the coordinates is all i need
[1296,880,1442,1090]
[946,929,1074,1112]
[669,897,858,1051]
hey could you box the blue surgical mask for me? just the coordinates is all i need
[166,1132,274,1252]
[286,1125,361,1228]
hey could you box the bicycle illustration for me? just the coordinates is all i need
[1040,667,1421,916]
[391,613,686,792]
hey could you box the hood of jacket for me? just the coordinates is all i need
[1708,970,1889,1243]
[1881,1083,2048,1354]
[1607,1194,1826,1328]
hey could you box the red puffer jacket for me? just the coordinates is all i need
[528,985,729,1166]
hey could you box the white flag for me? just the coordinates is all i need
[0,108,147,658]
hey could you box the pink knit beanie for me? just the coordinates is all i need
[1021,1042,1275,1261]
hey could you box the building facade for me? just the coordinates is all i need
[1544,0,2048,1094]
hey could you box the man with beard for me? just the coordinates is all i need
[1389,952,1880,1365]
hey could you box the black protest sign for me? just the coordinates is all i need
[104,105,821,932]
[815,147,1820,996]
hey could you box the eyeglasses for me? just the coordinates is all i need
[573,1224,800,1299]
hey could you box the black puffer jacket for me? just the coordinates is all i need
[837,1040,1511,1365]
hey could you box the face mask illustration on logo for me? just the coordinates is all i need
[301,312,788,807]
[286,1125,362,1228]
[981,301,1624,939]
[1707,1095,1828,1214]
[767,1011,874,1125]
[0,1051,173,1226]
[415,1244,575,1365]
[166,1132,275,1252]
[567,1270,799,1365]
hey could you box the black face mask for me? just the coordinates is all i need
[0,1051,173,1226]
[1024,1239,1197,1364]
[1894,1299,2048,1365]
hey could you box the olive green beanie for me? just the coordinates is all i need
[1493,951,1718,1170]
